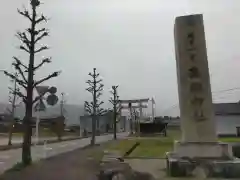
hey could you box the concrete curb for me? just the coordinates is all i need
[0,137,83,151]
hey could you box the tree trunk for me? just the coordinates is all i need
[22,106,32,165]
[21,1,36,166]
[113,106,117,140]
[91,115,96,146]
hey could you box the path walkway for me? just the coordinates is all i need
[0,132,128,174]
[0,136,78,146]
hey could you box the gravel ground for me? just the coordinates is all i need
[126,159,229,180]
[0,144,105,180]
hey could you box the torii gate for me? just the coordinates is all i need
[119,98,149,135]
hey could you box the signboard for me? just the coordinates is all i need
[36,86,49,96]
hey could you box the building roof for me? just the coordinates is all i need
[213,103,240,115]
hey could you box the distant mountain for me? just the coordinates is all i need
[0,102,84,125]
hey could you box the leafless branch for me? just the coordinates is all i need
[86,80,94,86]
[36,14,48,24]
[34,46,49,53]
[96,79,102,84]
[33,57,51,71]
[97,108,106,116]
[86,87,93,93]
[14,91,27,103]
[12,60,28,83]
[17,8,32,22]
[19,45,30,53]
[13,57,28,70]
[33,71,61,87]
[84,101,93,115]
[96,92,102,99]
[96,85,103,92]
[34,28,47,36]
[16,31,30,48]
[4,71,27,89]
[35,31,49,43]
[96,101,104,108]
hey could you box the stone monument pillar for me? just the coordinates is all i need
[174,14,217,143]
[166,15,236,177]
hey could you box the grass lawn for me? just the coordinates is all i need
[105,128,240,158]
[219,137,240,143]
[105,136,176,158]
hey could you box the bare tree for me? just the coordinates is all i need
[109,85,120,140]
[4,0,60,165]
[85,68,105,146]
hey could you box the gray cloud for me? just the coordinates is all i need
[0,0,240,116]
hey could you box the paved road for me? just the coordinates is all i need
[0,133,128,174]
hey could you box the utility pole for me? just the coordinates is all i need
[60,92,64,116]
[8,72,18,146]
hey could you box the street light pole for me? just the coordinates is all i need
[0,70,18,145]
[8,72,18,145]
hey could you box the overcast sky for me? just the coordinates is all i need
[0,0,240,116]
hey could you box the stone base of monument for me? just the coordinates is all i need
[166,141,240,178]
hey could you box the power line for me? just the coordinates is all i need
[161,87,240,114]
[212,87,240,94]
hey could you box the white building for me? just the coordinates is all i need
[165,102,240,136]
[214,102,240,136]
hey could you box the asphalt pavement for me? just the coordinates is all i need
[0,132,128,174]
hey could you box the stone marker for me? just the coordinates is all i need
[166,14,239,177]
[174,13,217,143]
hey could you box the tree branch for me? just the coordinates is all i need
[13,57,28,70]
[4,71,27,89]
[86,87,93,93]
[12,61,28,83]
[33,71,61,87]
[16,31,30,48]
[35,31,49,43]
[84,101,93,115]
[34,46,49,53]
[19,45,30,53]
[96,101,104,108]
[34,28,47,36]
[96,84,103,92]
[14,91,27,103]
[97,108,106,116]
[33,57,51,71]
[96,79,102,84]
[86,80,94,86]
[96,92,102,99]
[17,8,32,22]
[36,14,48,24]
